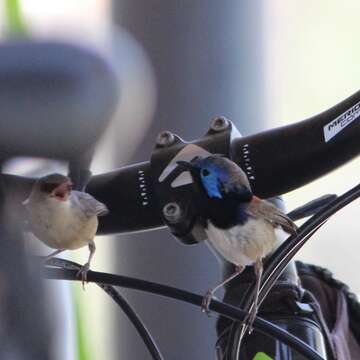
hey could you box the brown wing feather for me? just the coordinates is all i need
[247,198,297,235]
[72,191,109,218]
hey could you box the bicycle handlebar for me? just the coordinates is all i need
[87,89,359,241]
[2,89,359,243]
[233,89,360,197]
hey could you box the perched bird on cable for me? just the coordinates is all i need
[177,155,297,330]
[23,173,108,284]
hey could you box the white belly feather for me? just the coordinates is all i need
[205,218,288,267]
[28,197,98,250]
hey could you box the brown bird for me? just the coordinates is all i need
[177,155,297,331]
[23,173,108,284]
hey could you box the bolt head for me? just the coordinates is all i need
[163,202,182,223]
[156,131,175,147]
[210,116,229,132]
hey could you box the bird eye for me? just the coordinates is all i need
[201,169,210,177]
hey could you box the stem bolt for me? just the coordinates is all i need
[210,116,229,132]
[156,131,175,147]
[163,202,182,223]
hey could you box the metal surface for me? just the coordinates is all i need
[156,131,176,147]
[211,117,230,132]
[162,202,183,223]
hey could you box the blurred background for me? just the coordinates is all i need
[0,1,359,359]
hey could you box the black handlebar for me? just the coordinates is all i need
[233,89,360,198]
[87,89,359,240]
[3,89,359,241]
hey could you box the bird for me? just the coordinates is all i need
[177,155,297,331]
[23,173,108,285]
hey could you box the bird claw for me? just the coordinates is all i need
[201,290,213,315]
[77,263,90,289]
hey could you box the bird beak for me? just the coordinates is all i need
[176,160,195,171]
[50,181,72,201]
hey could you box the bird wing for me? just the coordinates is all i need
[247,198,297,235]
[222,182,253,202]
[72,191,109,218]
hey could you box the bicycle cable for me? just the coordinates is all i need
[227,182,360,359]
[43,266,325,360]
[44,257,164,360]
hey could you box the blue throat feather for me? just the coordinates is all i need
[199,172,250,228]
[187,156,253,229]
[202,175,223,199]
[199,162,228,199]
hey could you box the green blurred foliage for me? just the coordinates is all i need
[74,288,92,360]
[253,352,273,360]
[5,0,28,36]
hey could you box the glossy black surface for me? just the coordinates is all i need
[2,89,359,238]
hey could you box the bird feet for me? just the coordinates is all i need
[201,290,214,315]
[77,262,90,289]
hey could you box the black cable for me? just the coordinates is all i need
[45,258,163,360]
[287,194,338,221]
[43,267,325,360]
[228,182,360,358]
[261,182,359,309]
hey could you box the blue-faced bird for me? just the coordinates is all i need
[177,155,297,331]
[23,173,108,285]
